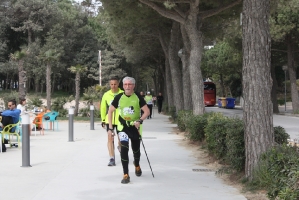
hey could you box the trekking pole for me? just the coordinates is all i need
[140,136,155,178]
[133,122,154,178]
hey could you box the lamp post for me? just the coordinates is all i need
[98,50,102,86]
[282,65,288,112]
[68,107,74,142]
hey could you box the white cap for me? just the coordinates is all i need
[147,92,150,94]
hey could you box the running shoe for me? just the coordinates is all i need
[135,165,142,177]
[108,158,116,166]
[121,174,130,184]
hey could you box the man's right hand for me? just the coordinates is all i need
[101,122,106,128]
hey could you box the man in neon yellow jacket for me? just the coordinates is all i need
[101,77,123,166]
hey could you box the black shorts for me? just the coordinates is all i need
[118,126,140,142]
[105,124,118,133]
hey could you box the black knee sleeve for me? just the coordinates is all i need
[120,141,129,174]
[131,139,141,166]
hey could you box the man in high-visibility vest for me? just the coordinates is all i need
[100,77,123,166]
[107,76,150,184]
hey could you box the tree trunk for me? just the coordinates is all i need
[180,24,192,110]
[40,80,44,94]
[242,0,274,180]
[157,64,165,95]
[271,64,279,113]
[35,78,40,93]
[168,21,184,113]
[184,8,205,115]
[4,76,6,90]
[28,29,32,44]
[220,73,225,97]
[286,35,299,112]
[158,29,173,110]
[18,60,26,99]
[152,72,158,96]
[52,74,55,94]
[46,64,52,110]
[165,57,173,109]
[74,72,80,116]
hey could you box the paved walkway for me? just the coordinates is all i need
[0,108,246,200]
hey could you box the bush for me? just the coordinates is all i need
[225,117,245,172]
[27,97,43,110]
[274,126,290,145]
[169,106,176,121]
[51,97,68,117]
[177,110,192,131]
[83,85,102,104]
[204,112,229,159]
[186,112,211,142]
[251,145,299,199]
[163,104,168,114]
[277,99,285,106]
[79,107,100,118]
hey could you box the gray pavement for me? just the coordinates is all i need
[0,108,247,200]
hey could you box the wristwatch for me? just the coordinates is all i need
[108,128,114,131]
[138,119,143,124]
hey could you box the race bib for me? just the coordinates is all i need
[119,132,129,142]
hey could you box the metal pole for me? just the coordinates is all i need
[140,137,154,178]
[284,70,287,112]
[68,107,74,142]
[90,105,94,130]
[99,50,102,86]
[21,114,31,167]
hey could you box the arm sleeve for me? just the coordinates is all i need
[100,94,107,122]
[136,93,146,108]
[2,109,21,119]
[111,94,121,108]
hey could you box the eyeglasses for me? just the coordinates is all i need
[123,84,134,86]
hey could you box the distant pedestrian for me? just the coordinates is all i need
[17,97,26,115]
[157,92,164,114]
[152,96,157,107]
[145,91,153,119]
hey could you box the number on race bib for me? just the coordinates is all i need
[119,132,129,142]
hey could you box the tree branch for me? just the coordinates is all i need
[158,29,168,58]
[173,5,187,19]
[200,0,242,19]
[271,48,287,53]
[139,0,185,24]
[149,0,190,3]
